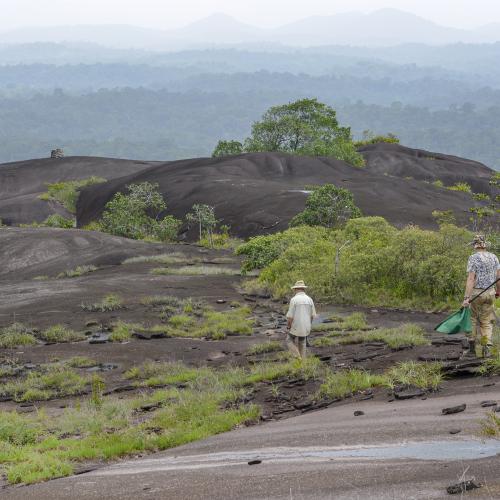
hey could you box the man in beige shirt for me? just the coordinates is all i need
[286,280,317,359]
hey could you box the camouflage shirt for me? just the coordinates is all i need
[466,251,500,289]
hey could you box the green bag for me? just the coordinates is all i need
[434,307,472,335]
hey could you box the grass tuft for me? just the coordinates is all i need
[318,369,386,399]
[37,325,86,343]
[152,265,240,276]
[81,294,123,312]
[0,323,37,348]
[246,341,283,356]
[386,361,443,390]
[56,265,98,279]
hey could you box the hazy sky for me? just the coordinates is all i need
[2,0,500,31]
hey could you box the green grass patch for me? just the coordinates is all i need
[246,341,283,356]
[81,293,123,312]
[0,323,37,348]
[65,357,97,368]
[140,295,183,307]
[0,365,88,402]
[56,265,98,279]
[386,361,443,390]
[123,253,194,265]
[315,324,428,349]
[37,325,86,343]
[312,312,369,332]
[41,177,106,213]
[124,361,206,388]
[152,265,240,276]
[109,321,137,342]
[318,369,386,399]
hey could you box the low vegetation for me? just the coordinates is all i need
[318,369,386,399]
[238,217,472,309]
[152,265,240,276]
[99,182,181,242]
[123,253,193,265]
[109,321,135,342]
[385,361,443,390]
[38,325,86,343]
[246,341,283,356]
[481,412,500,438]
[56,265,98,279]
[318,361,443,400]
[40,176,106,213]
[0,323,37,348]
[0,365,88,402]
[81,293,123,312]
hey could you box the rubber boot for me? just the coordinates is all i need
[465,338,476,358]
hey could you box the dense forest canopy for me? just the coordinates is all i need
[1,43,500,168]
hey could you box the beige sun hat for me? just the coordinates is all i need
[291,280,308,290]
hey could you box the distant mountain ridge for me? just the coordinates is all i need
[1,9,499,48]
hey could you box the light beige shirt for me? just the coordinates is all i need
[286,291,317,337]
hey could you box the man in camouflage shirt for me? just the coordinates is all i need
[462,235,500,357]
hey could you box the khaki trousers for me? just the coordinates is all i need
[287,333,307,359]
[470,288,495,346]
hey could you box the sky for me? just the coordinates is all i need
[1,0,500,31]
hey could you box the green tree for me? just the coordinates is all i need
[186,204,218,247]
[290,184,362,229]
[212,140,243,158]
[244,98,365,167]
[100,182,180,241]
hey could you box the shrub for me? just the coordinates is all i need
[43,214,75,228]
[289,184,362,229]
[354,131,399,147]
[249,217,472,309]
[100,182,180,242]
[432,180,444,188]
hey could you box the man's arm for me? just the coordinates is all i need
[496,268,500,296]
[462,272,476,308]
[286,299,295,331]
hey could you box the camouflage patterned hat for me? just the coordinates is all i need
[472,234,489,248]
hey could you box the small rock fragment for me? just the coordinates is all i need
[216,299,226,304]
[449,429,461,435]
[248,460,262,465]
[480,400,497,408]
[442,404,466,415]
[353,410,365,416]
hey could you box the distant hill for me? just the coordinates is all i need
[1,9,499,49]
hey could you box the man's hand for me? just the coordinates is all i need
[462,298,470,308]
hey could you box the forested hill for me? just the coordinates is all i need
[1,87,499,169]
[1,44,500,168]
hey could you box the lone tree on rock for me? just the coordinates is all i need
[212,98,364,167]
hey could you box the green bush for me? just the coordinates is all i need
[289,184,361,229]
[447,182,472,193]
[355,132,399,147]
[240,217,472,309]
[43,214,75,228]
[100,182,181,242]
